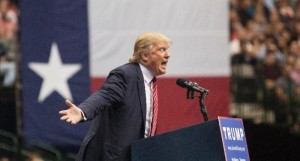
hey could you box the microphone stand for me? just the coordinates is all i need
[199,91,208,122]
[186,89,209,122]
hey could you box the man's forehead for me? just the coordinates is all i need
[156,41,170,47]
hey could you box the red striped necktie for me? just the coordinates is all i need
[151,77,158,136]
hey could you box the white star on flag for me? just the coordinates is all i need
[29,42,82,103]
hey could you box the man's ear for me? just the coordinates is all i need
[140,52,148,62]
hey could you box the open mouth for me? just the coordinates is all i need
[161,61,168,68]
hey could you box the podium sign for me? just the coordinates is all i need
[219,117,250,161]
[131,117,250,161]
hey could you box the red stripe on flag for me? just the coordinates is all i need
[91,76,230,134]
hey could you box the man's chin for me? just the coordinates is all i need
[158,70,167,76]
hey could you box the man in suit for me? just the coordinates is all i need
[59,32,171,161]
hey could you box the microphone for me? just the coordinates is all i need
[176,78,209,93]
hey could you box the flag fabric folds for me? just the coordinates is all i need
[20,0,229,151]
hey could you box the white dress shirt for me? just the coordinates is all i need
[139,63,155,138]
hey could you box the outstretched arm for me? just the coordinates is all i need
[59,100,83,125]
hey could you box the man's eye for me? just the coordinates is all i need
[159,48,166,52]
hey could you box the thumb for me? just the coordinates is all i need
[65,100,75,108]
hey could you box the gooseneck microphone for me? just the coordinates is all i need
[176,78,209,93]
[176,78,209,122]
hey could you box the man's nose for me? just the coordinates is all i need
[165,50,170,58]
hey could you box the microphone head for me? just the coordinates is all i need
[176,78,189,88]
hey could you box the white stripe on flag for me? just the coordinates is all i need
[88,0,229,77]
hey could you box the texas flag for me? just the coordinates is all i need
[20,0,229,152]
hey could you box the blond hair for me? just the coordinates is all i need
[129,32,171,63]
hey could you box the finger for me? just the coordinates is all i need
[65,100,75,108]
[60,115,69,120]
[59,110,68,115]
[66,118,72,123]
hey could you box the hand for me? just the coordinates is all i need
[59,100,83,125]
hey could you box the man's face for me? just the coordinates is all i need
[145,41,170,76]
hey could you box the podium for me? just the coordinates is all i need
[131,117,250,161]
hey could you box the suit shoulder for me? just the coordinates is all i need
[113,63,139,73]
[108,63,143,82]
[117,63,139,70]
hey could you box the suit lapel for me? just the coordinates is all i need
[135,64,147,126]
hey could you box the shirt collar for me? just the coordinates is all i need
[139,63,154,84]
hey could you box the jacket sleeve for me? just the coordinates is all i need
[78,68,127,120]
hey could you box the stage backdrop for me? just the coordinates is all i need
[20,0,229,151]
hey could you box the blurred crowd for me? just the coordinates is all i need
[230,0,300,133]
[0,0,18,87]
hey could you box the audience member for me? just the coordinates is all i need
[0,0,18,87]
[230,0,300,132]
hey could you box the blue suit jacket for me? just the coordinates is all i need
[76,63,147,161]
